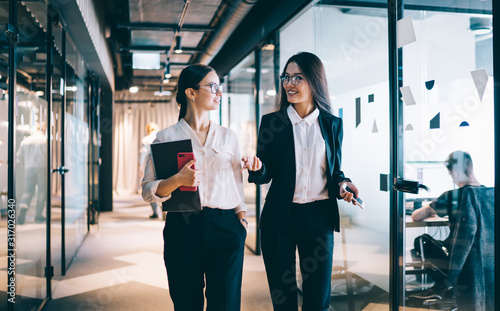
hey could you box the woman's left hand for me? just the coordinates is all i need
[241,156,262,172]
[239,219,249,230]
[339,181,359,206]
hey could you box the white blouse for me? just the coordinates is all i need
[287,105,329,204]
[141,119,247,213]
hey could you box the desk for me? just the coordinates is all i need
[406,215,449,228]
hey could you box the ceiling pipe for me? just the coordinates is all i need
[168,0,191,55]
[194,0,257,65]
[116,22,214,32]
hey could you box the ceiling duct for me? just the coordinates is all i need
[194,0,257,65]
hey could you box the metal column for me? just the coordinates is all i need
[388,0,404,309]
[6,0,18,308]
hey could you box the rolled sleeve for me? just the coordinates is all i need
[141,153,171,203]
[231,131,247,214]
[142,179,171,202]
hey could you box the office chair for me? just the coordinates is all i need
[407,234,451,308]
[414,233,449,288]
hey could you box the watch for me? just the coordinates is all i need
[240,219,248,225]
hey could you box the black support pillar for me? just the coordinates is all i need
[99,88,113,212]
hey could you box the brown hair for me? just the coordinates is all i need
[276,52,332,115]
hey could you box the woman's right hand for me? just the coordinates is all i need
[177,159,201,188]
[241,156,262,172]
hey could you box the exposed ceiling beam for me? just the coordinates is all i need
[116,22,214,32]
[115,100,173,104]
[132,76,179,80]
[120,45,201,53]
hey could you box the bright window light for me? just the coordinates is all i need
[154,90,172,97]
[133,53,161,70]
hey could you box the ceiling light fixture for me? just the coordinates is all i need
[174,35,182,54]
[165,62,171,79]
[154,85,172,97]
[129,86,139,93]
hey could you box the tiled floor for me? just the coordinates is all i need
[2,195,447,310]
[44,195,274,310]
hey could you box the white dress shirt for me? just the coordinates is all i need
[141,119,247,213]
[138,130,158,171]
[287,105,329,204]
[16,131,47,169]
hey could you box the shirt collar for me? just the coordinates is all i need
[287,105,319,126]
[178,118,214,148]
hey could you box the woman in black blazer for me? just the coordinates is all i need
[242,52,360,311]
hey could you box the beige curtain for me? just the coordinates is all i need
[113,103,178,195]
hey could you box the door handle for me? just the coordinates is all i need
[52,167,70,175]
[393,177,429,194]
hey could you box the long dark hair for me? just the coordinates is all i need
[176,64,215,121]
[277,52,332,115]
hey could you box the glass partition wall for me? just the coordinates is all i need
[220,48,277,254]
[402,2,494,310]
[0,2,95,309]
[7,2,50,309]
[225,52,259,251]
[284,3,392,308]
[220,0,495,310]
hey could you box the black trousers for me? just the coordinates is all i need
[163,207,246,311]
[261,200,334,311]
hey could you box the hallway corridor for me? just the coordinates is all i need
[44,195,273,311]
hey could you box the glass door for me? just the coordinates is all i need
[315,3,391,309]
[401,1,494,310]
[50,17,90,280]
[60,31,89,273]
[8,2,50,309]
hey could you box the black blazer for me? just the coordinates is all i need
[249,109,349,232]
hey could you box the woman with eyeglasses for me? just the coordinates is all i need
[242,52,360,311]
[142,64,257,310]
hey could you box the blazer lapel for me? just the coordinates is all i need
[271,111,296,196]
[282,114,296,179]
[318,113,334,178]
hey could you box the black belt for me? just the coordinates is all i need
[202,207,236,215]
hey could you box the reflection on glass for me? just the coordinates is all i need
[15,91,49,304]
[16,121,47,224]
[61,34,89,273]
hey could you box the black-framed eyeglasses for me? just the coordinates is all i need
[280,75,304,86]
[200,83,223,94]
